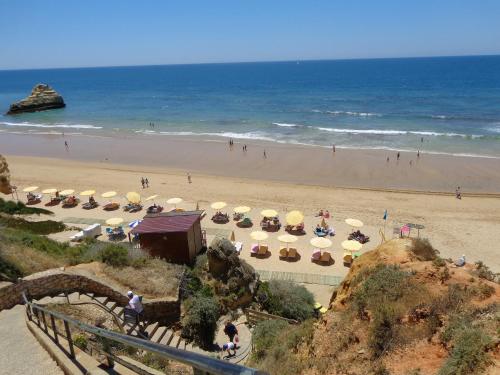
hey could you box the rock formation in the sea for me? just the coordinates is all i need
[6,84,65,115]
[0,155,13,194]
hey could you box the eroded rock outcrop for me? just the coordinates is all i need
[0,155,13,195]
[7,84,65,114]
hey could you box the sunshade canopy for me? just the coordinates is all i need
[250,231,269,241]
[341,240,362,251]
[234,206,251,214]
[126,192,141,203]
[277,234,298,243]
[23,186,39,192]
[80,190,96,196]
[167,197,183,205]
[345,218,363,228]
[211,201,227,210]
[59,189,74,196]
[42,188,58,194]
[286,210,304,226]
[310,237,332,249]
[105,217,123,226]
[101,191,117,198]
[145,194,159,201]
[261,209,278,217]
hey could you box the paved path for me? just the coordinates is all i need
[0,305,62,374]
[256,269,343,285]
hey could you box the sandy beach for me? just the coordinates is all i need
[3,133,500,303]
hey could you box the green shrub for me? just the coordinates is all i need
[352,264,411,318]
[0,216,65,234]
[0,198,52,215]
[0,254,23,281]
[181,296,220,349]
[469,282,495,300]
[438,328,492,375]
[98,244,129,267]
[140,352,170,371]
[252,319,289,360]
[433,257,447,268]
[73,334,88,350]
[256,280,315,321]
[473,261,498,283]
[369,305,396,358]
[411,238,438,261]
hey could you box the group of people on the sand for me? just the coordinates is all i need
[140,177,150,189]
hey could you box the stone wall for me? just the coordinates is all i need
[0,269,180,324]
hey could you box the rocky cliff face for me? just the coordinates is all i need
[7,84,65,115]
[0,155,13,195]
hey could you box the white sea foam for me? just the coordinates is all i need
[314,110,380,117]
[157,131,276,142]
[272,122,302,128]
[0,121,102,130]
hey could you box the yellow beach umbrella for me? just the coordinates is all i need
[250,231,269,241]
[126,192,141,204]
[261,209,278,217]
[59,189,75,196]
[341,240,362,252]
[211,201,227,210]
[167,197,183,204]
[145,194,159,202]
[23,186,39,193]
[105,217,123,227]
[101,191,117,198]
[234,206,251,214]
[345,218,363,228]
[286,210,304,226]
[310,237,332,249]
[277,234,298,244]
[278,234,298,250]
[80,190,96,196]
[42,188,58,194]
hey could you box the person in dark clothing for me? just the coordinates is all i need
[224,321,238,343]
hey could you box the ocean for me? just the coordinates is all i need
[1,55,500,158]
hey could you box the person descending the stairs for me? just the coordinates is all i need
[127,290,144,327]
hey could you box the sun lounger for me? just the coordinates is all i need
[82,201,98,210]
[103,202,120,211]
[311,249,321,261]
[320,251,332,263]
[129,204,143,213]
[343,252,353,264]
[238,217,253,228]
[258,245,268,256]
[287,248,298,260]
[279,248,288,258]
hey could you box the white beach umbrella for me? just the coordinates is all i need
[101,191,117,198]
[59,189,75,196]
[341,240,362,252]
[80,190,96,196]
[250,231,269,241]
[23,186,39,193]
[345,218,363,228]
[234,206,251,214]
[42,188,58,194]
[106,217,124,227]
[261,209,278,217]
[310,237,332,249]
[211,201,227,210]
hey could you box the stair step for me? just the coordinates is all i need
[172,334,182,349]
[126,323,138,335]
[106,301,117,311]
[145,322,159,339]
[94,296,109,305]
[151,326,167,343]
[159,329,174,346]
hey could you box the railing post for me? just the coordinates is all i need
[50,315,59,344]
[33,308,40,326]
[41,310,48,333]
[64,320,75,358]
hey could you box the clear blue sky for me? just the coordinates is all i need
[1,0,500,70]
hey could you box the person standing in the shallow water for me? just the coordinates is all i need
[417,150,420,158]
[333,144,336,153]
[64,141,69,151]
[397,152,400,161]
[263,150,267,159]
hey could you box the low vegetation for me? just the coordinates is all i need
[256,280,315,321]
[249,319,315,375]
[181,295,220,349]
[0,197,52,215]
[0,215,66,234]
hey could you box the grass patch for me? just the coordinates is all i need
[473,261,499,283]
[249,319,315,375]
[411,238,438,261]
[0,215,66,234]
[0,198,52,215]
[256,280,315,321]
[438,328,492,375]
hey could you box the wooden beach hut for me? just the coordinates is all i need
[130,210,205,264]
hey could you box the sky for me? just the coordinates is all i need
[1,0,500,70]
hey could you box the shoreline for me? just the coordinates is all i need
[2,132,500,194]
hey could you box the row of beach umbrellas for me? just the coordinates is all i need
[249,229,362,251]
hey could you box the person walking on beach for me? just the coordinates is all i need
[409,160,413,166]
[456,186,462,200]
[397,152,400,161]
[187,173,192,184]
[263,150,267,159]
[145,178,149,188]
[386,156,390,163]
[141,177,145,189]
[64,140,69,151]
[332,144,336,153]
[417,150,420,158]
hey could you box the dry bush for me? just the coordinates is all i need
[0,243,62,279]
[411,238,438,261]
[102,258,183,298]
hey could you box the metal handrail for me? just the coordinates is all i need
[23,293,265,375]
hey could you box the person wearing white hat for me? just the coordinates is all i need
[127,290,144,327]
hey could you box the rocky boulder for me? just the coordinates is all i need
[7,84,65,115]
[0,155,13,195]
